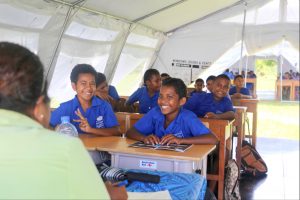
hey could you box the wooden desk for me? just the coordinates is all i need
[276,80,300,100]
[232,99,258,148]
[199,118,234,200]
[80,136,215,177]
[233,106,247,170]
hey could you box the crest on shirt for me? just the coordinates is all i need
[96,115,104,128]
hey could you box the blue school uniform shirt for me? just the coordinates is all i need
[184,93,234,117]
[108,85,120,100]
[229,86,250,95]
[127,86,159,114]
[50,96,118,134]
[134,107,210,138]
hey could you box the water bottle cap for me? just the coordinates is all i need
[61,116,70,123]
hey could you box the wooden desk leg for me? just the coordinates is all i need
[218,136,225,200]
[252,111,257,148]
[236,121,243,171]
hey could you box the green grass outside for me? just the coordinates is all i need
[256,100,299,140]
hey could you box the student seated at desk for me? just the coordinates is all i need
[190,78,205,96]
[229,75,252,99]
[50,64,120,137]
[126,78,218,145]
[184,74,235,120]
[95,72,120,111]
[126,69,161,114]
[0,42,126,200]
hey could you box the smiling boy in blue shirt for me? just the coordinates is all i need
[50,64,120,136]
[184,74,235,120]
[126,78,218,145]
[126,69,161,114]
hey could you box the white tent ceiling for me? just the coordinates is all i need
[56,0,242,32]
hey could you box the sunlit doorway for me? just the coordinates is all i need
[255,59,278,100]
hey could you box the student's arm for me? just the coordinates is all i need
[126,127,160,145]
[74,108,121,136]
[126,109,160,144]
[205,111,235,120]
[126,88,141,105]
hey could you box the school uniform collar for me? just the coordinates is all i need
[72,95,103,108]
[158,107,183,131]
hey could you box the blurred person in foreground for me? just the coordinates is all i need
[0,42,127,200]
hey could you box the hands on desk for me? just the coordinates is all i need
[143,134,181,145]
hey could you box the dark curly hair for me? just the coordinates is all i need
[70,64,97,84]
[0,42,48,114]
[162,78,187,99]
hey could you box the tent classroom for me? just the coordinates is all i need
[1,1,299,199]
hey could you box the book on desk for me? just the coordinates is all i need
[129,141,192,152]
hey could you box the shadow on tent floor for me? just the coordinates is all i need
[239,137,299,200]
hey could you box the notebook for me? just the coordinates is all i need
[129,141,192,152]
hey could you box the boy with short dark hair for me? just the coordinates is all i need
[184,74,235,120]
[126,78,218,145]
[50,64,120,136]
[206,75,216,93]
[126,69,161,114]
[229,75,252,99]
[190,78,205,96]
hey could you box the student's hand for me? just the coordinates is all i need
[143,134,160,145]
[105,181,128,200]
[160,134,181,145]
[73,108,92,133]
[204,112,217,119]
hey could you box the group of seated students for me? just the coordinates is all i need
[0,42,254,199]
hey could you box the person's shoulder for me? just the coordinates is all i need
[59,98,75,107]
[180,108,198,120]
[38,128,82,148]
[147,106,162,117]
[93,96,111,108]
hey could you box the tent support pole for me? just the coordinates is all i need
[45,0,85,80]
[239,1,247,75]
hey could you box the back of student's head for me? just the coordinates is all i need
[96,72,107,87]
[162,78,187,99]
[143,68,160,84]
[0,42,48,114]
[234,74,244,81]
[206,75,216,83]
[70,64,97,84]
[161,73,170,79]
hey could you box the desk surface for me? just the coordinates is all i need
[80,135,216,162]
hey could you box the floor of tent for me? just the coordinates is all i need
[239,137,299,199]
[205,137,299,200]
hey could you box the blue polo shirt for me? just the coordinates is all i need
[50,96,118,134]
[134,107,210,138]
[229,87,250,95]
[184,93,234,117]
[109,85,120,101]
[190,90,206,97]
[127,86,159,114]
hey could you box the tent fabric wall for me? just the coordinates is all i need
[153,0,299,85]
[0,0,165,105]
